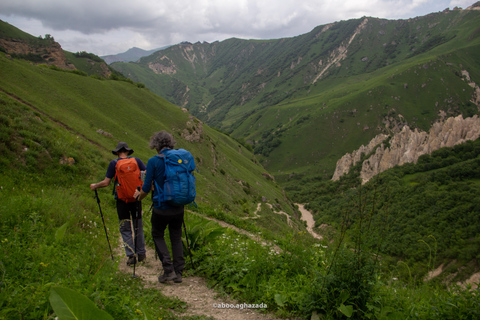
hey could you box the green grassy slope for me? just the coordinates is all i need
[1,80,259,320]
[244,49,479,177]
[0,52,301,236]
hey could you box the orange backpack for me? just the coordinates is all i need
[113,158,142,203]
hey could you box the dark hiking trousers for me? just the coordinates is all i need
[151,207,185,275]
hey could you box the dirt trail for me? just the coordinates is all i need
[243,203,292,227]
[295,203,322,240]
[115,222,283,320]
[114,204,320,319]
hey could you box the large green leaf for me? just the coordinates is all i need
[49,287,114,320]
[338,304,354,318]
[274,293,287,307]
[55,222,69,243]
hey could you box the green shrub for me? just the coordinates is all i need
[302,248,377,319]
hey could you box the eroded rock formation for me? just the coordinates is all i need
[0,38,75,70]
[333,115,480,183]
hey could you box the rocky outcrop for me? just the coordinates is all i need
[0,38,75,70]
[181,115,204,142]
[148,55,177,74]
[96,129,113,138]
[312,18,369,84]
[333,115,480,183]
[332,133,388,180]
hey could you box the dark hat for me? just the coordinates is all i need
[112,142,134,155]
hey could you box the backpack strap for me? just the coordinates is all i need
[156,150,169,178]
[112,158,119,196]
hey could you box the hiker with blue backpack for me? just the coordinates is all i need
[134,130,196,284]
[90,142,147,267]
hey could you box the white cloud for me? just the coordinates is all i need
[0,0,475,56]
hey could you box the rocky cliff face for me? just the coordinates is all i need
[0,38,75,70]
[331,133,389,180]
[333,115,480,183]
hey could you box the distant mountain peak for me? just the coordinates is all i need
[101,45,170,64]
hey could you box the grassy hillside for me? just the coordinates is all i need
[111,8,480,178]
[0,51,299,234]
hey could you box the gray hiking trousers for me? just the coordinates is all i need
[117,199,146,257]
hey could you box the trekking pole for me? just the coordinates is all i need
[145,203,159,261]
[133,187,141,278]
[182,220,195,270]
[94,190,114,261]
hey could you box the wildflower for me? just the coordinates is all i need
[135,309,142,315]
[40,262,49,267]
[1,239,7,243]
[392,277,398,281]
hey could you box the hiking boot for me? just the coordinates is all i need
[158,271,177,283]
[138,254,146,263]
[174,273,182,283]
[126,256,136,266]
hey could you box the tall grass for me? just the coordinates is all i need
[0,178,218,319]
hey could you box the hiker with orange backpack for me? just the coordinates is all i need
[90,142,147,266]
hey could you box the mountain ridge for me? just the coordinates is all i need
[109,6,480,178]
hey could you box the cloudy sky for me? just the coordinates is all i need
[0,0,475,56]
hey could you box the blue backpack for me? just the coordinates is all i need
[153,149,196,209]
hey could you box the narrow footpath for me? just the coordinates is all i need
[116,244,281,320]
[116,204,318,319]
